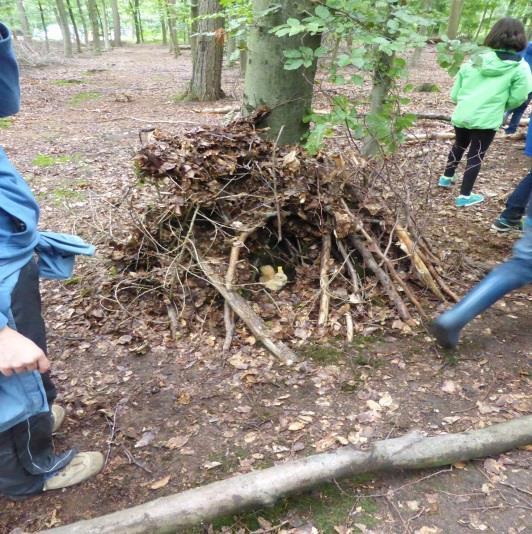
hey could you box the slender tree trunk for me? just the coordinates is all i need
[474,2,490,41]
[188,0,224,101]
[56,0,73,57]
[409,0,433,68]
[362,50,394,156]
[136,0,144,42]
[485,4,496,32]
[111,0,121,46]
[100,0,111,50]
[16,0,33,42]
[37,0,50,52]
[129,0,141,44]
[166,0,179,56]
[447,0,464,39]
[87,0,101,52]
[76,0,90,45]
[159,0,167,46]
[66,0,82,52]
[243,0,321,144]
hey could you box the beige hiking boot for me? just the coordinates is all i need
[51,404,66,433]
[43,452,104,491]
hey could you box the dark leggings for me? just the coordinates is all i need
[0,260,73,498]
[444,127,496,196]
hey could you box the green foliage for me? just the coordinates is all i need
[436,36,483,76]
[0,117,12,129]
[32,153,72,167]
[271,0,434,155]
[69,91,101,106]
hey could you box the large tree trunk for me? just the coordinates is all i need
[56,0,73,57]
[190,1,198,61]
[16,0,33,42]
[87,0,101,52]
[447,0,464,39]
[100,0,111,50]
[111,0,121,46]
[243,0,321,144]
[37,0,50,52]
[42,416,532,533]
[66,0,82,53]
[76,0,90,45]
[187,0,224,101]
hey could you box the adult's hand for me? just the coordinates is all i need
[0,326,50,376]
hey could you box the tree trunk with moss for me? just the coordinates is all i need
[187,0,224,101]
[87,0,101,52]
[243,0,321,145]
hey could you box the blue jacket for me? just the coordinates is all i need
[519,42,532,72]
[0,23,95,432]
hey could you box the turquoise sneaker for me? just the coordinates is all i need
[438,175,456,188]
[455,193,484,207]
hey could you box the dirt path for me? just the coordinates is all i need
[0,44,530,534]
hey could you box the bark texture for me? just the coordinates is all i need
[56,0,73,57]
[188,0,224,101]
[87,0,101,52]
[111,0,121,46]
[243,0,321,144]
[42,416,532,534]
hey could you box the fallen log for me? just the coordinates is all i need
[42,416,532,534]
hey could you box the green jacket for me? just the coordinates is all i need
[450,50,532,130]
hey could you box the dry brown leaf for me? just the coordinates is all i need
[150,475,170,490]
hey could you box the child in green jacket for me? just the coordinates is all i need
[438,18,532,208]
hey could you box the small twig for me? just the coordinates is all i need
[318,232,332,327]
[498,481,532,498]
[120,444,153,474]
[270,125,285,242]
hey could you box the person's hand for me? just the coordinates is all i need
[0,326,50,376]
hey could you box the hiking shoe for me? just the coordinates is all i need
[491,217,523,233]
[43,452,104,491]
[438,175,456,188]
[455,193,484,207]
[51,405,66,434]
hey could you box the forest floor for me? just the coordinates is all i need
[0,44,531,534]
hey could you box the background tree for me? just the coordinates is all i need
[16,0,33,41]
[111,0,121,46]
[56,0,73,57]
[66,0,82,52]
[243,0,321,145]
[447,0,464,39]
[187,0,224,101]
[87,0,101,51]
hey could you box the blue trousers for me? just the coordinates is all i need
[501,171,532,222]
[432,223,532,347]
[0,261,73,498]
[505,93,532,134]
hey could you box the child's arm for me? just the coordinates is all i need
[0,22,20,117]
[450,69,463,103]
[0,326,50,376]
[506,66,532,111]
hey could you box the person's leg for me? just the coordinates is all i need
[431,225,532,348]
[459,129,496,196]
[500,170,532,222]
[10,259,56,404]
[505,93,532,134]
[443,127,471,178]
[0,260,74,498]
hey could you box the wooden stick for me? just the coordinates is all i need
[318,233,332,327]
[395,226,445,301]
[197,255,297,365]
[345,311,354,343]
[43,416,532,533]
[349,234,411,321]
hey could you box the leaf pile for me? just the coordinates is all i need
[112,114,452,347]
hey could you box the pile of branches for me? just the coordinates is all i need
[113,112,457,363]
